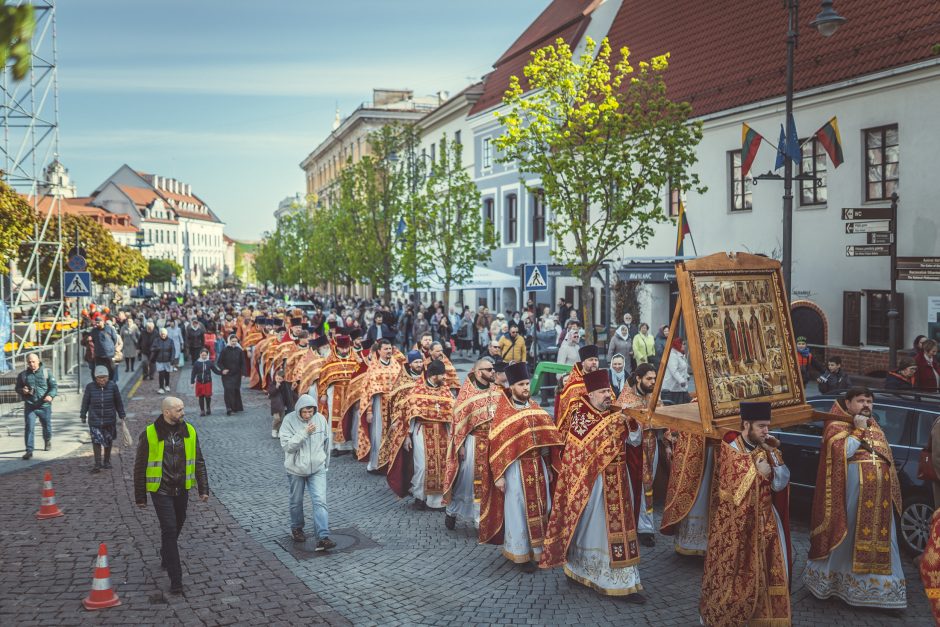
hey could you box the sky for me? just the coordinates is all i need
[55,0,547,240]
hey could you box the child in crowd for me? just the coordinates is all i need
[268,369,297,438]
[190,347,220,416]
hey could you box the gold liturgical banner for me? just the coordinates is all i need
[632,252,823,437]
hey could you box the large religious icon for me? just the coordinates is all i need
[629,252,819,438]
[690,271,800,418]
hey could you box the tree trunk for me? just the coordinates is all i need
[443,280,451,312]
[580,272,594,345]
[383,279,392,306]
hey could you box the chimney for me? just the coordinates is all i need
[438,90,450,104]
[185,183,191,196]
[154,175,161,190]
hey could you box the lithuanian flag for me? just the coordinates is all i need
[741,123,763,177]
[815,116,844,168]
[676,201,691,256]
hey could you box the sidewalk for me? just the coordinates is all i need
[0,364,143,477]
[0,365,347,626]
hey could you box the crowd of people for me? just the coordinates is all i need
[12,287,937,618]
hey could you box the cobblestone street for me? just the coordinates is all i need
[0,363,932,625]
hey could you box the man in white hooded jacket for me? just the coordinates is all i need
[279,393,336,550]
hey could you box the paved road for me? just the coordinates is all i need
[0,360,932,626]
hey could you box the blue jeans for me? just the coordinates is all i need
[287,471,329,538]
[24,405,51,452]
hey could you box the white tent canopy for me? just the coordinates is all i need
[400,265,518,292]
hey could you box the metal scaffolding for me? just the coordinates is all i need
[1,1,64,363]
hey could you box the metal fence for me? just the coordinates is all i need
[1,330,82,408]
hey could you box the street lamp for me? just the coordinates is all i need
[781,0,846,297]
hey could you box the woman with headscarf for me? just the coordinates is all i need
[607,323,632,365]
[608,353,627,397]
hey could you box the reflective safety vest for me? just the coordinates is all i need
[145,422,197,492]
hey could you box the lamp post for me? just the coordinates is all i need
[780,0,846,296]
[132,230,154,298]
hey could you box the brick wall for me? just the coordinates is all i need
[822,345,890,378]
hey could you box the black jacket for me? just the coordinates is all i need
[884,371,915,390]
[190,360,221,384]
[185,324,206,351]
[268,380,297,415]
[150,335,177,363]
[134,416,209,504]
[817,368,853,394]
[138,328,156,355]
[365,323,394,342]
[216,345,244,378]
[80,380,125,427]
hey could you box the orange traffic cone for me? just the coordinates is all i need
[82,543,121,610]
[35,470,64,519]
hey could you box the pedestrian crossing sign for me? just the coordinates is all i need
[524,264,548,291]
[64,271,92,297]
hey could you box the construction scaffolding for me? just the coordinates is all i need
[0,1,76,391]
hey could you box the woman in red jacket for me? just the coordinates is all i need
[915,338,940,392]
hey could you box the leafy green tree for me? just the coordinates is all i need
[418,136,497,310]
[17,213,147,290]
[494,37,703,340]
[0,1,34,80]
[146,258,183,283]
[0,176,36,273]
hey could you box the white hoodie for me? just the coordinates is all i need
[279,394,330,476]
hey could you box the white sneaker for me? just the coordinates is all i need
[158,387,165,394]
[271,429,278,438]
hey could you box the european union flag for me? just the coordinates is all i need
[786,113,801,165]
[775,125,787,171]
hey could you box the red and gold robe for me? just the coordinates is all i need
[660,432,714,540]
[479,391,564,547]
[540,401,641,571]
[700,434,791,626]
[340,348,372,445]
[249,335,277,389]
[355,357,403,461]
[295,354,325,396]
[554,362,585,433]
[317,352,358,446]
[808,402,902,571]
[920,509,940,623]
[377,369,422,474]
[618,386,662,523]
[443,376,500,506]
[262,341,297,390]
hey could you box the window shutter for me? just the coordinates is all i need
[842,291,861,346]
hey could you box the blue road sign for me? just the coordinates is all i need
[64,271,92,297]
[524,264,548,291]
[67,254,87,272]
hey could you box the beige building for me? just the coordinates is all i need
[299,88,442,209]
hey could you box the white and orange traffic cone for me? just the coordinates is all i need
[82,543,121,610]
[35,470,64,519]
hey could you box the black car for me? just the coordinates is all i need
[773,389,940,555]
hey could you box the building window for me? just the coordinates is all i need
[864,124,899,201]
[865,289,904,347]
[729,150,753,212]
[430,143,436,163]
[532,189,546,242]
[800,137,828,206]
[482,138,492,169]
[454,130,462,145]
[668,183,687,217]
[506,194,518,244]
[483,198,494,229]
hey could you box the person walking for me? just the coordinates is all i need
[216,334,245,415]
[185,318,206,364]
[661,338,691,405]
[80,365,126,472]
[134,396,209,595]
[915,339,940,393]
[150,327,177,394]
[632,323,656,366]
[497,322,526,363]
[268,369,297,439]
[279,394,336,551]
[166,320,184,370]
[139,321,156,381]
[190,347,220,416]
[16,352,57,460]
[120,319,140,373]
[90,315,122,383]
[606,323,632,366]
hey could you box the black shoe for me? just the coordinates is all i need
[91,465,101,474]
[518,561,538,574]
[199,411,205,417]
[618,593,647,605]
[444,514,456,530]
[639,533,655,547]
[44,441,51,451]
[22,451,32,460]
[205,409,211,416]
[366,469,384,475]
[102,461,112,470]
[169,584,184,595]
[316,537,337,551]
[411,498,428,511]
[291,528,306,543]
[333,449,350,457]
[226,410,233,416]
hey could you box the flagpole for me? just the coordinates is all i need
[688,231,699,257]
[781,0,797,298]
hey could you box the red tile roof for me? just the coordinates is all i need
[117,185,161,208]
[469,0,600,115]
[25,195,139,233]
[605,0,940,117]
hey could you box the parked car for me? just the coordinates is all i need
[773,389,940,555]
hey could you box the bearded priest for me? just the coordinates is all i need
[540,369,645,602]
[480,362,564,572]
[699,401,792,626]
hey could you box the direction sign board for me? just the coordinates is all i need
[842,207,892,221]
[845,245,889,257]
[64,271,91,297]
[896,268,940,281]
[897,257,940,269]
[523,264,548,291]
[845,220,891,234]
[66,254,87,272]
[867,232,892,245]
